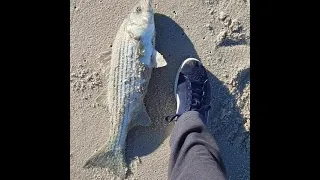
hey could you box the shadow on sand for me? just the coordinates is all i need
[126,13,250,180]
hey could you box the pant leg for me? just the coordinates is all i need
[168,111,227,180]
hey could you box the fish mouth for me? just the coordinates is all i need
[140,0,153,13]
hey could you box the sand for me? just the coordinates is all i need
[70,0,250,179]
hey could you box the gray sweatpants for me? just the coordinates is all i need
[168,111,227,180]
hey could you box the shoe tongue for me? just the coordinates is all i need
[191,81,202,89]
[183,67,201,75]
[183,69,205,81]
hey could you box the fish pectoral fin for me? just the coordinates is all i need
[132,105,152,127]
[152,50,167,68]
[136,40,145,58]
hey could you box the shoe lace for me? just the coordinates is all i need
[190,79,207,111]
[165,77,211,123]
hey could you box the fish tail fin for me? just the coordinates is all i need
[83,143,127,178]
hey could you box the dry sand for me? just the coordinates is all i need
[70,0,250,179]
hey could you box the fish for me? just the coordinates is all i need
[83,0,167,178]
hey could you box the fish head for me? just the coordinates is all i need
[127,0,154,40]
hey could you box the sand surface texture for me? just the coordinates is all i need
[70,0,250,179]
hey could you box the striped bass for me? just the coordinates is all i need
[83,0,167,178]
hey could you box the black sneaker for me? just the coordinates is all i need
[166,58,211,124]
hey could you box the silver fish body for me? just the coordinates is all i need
[84,0,166,178]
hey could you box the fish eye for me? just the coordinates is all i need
[136,6,142,13]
